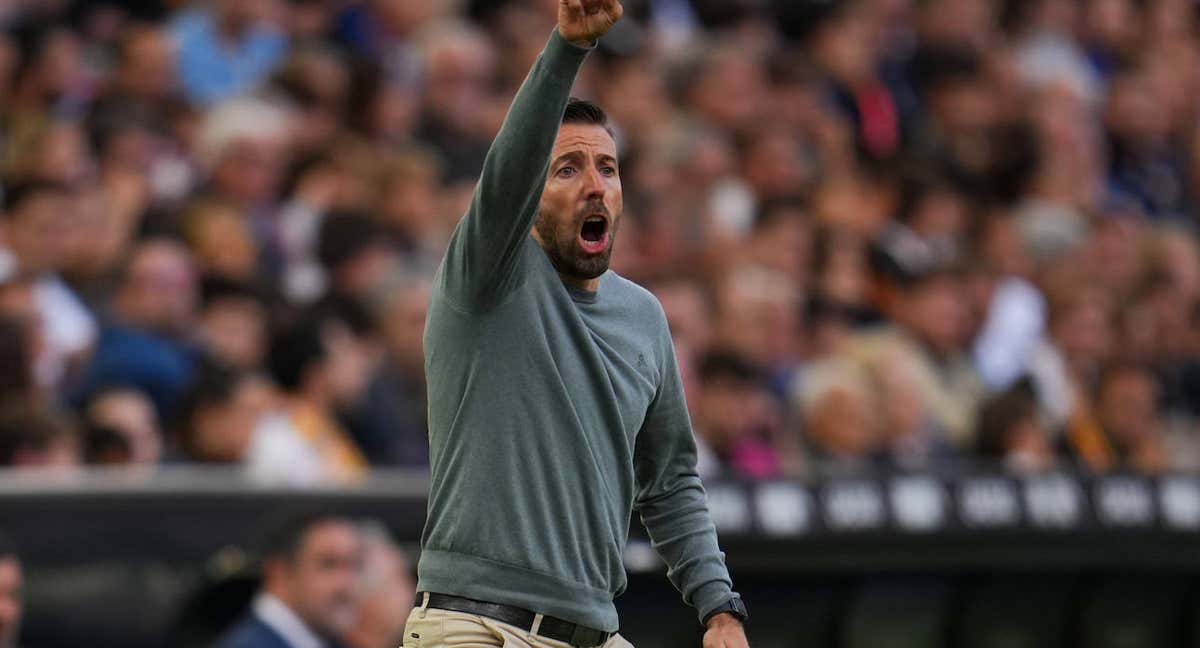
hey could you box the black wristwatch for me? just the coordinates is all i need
[702,598,748,626]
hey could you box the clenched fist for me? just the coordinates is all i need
[558,0,623,46]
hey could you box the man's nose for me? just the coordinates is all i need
[581,164,605,198]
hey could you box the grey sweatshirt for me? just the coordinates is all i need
[417,29,738,632]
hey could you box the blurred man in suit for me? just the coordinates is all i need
[216,512,362,648]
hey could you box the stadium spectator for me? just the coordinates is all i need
[75,238,199,418]
[0,180,96,389]
[975,379,1056,473]
[216,511,362,648]
[173,360,273,465]
[693,350,786,479]
[341,522,414,648]
[315,211,397,308]
[250,312,369,485]
[170,0,288,106]
[342,277,430,467]
[0,533,22,648]
[83,386,162,466]
[849,264,982,446]
[180,199,261,283]
[868,346,957,470]
[0,0,1191,481]
[1089,362,1169,473]
[0,403,81,472]
[796,358,879,472]
[197,277,271,372]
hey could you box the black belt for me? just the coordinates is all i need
[417,592,613,647]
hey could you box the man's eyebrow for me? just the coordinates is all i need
[551,151,585,166]
[597,153,618,166]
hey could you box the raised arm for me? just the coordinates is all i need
[439,1,623,308]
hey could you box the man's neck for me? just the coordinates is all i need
[559,272,600,293]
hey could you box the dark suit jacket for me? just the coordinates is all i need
[212,616,291,648]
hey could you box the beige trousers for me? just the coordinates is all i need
[401,598,634,648]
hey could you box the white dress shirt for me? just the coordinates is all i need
[253,592,326,648]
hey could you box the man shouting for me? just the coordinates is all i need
[408,1,749,647]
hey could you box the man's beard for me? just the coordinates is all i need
[534,207,616,283]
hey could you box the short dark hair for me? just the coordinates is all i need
[266,316,329,393]
[562,98,615,138]
[0,531,18,562]
[698,350,763,387]
[2,179,72,216]
[316,210,385,272]
[261,510,349,563]
[178,359,247,421]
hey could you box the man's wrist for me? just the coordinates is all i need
[556,26,597,49]
[702,597,748,627]
[705,612,744,629]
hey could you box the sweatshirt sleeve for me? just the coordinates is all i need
[437,30,591,309]
[633,332,740,625]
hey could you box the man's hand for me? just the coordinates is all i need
[558,0,623,46]
[702,613,749,648]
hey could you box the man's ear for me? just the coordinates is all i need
[262,556,288,588]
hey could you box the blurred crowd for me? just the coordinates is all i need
[0,0,1196,483]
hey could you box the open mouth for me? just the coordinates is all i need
[578,215,609,254]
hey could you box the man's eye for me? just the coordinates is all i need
[600,166,616,177]
[557,166,576,178]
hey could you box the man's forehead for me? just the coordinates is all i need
[552,123,617,158]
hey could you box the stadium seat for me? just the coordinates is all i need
[1078,576,1186,648]
[954,577,1073,648]
[840,579,952,648]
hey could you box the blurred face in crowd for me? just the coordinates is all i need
[688,49,768,132]
[3,188,76,276]
[1085,0,1140,54]
[118,240,197,335]
[25,122,92,185]
[1156,229,1200,301]
[201,296,268,370]
[751,205,812,285]
[812,7,878,86]
[653,280,713,354]
[211,136,288,207]
[1000,412,1055,473]
[381,282,430,375]
[900,274,970,355]
[25,28,83,101]
[86,389,161,466]
[1106,70,1170,143]
[697,375,758,448]
[814,228,870,306]
[423,31,494,136]
[215,0,280,34]
[1097,367,1160,453]
[190,374,272,462]
[266,521,363,639]
[805,383,878,460]
[873,350,928,441]
[118,26,175,100]
[347,531,415,648]
[533,122,623,289]
[741,129,813,202]
[1050,290,1112,373]
[318,321,375,407]
[184,203,258,281]
[373,0,438,36]
[378,156,442,241]
[0,556,21,648]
